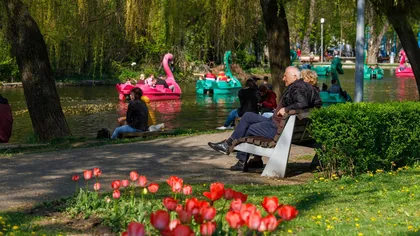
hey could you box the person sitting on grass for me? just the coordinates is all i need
[112,88,148,139]
[0,94,13,143]
[216,78,259,130]
[209,66,322,170]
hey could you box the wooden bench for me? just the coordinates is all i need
[119,130,175,139]
[231,109,313,178]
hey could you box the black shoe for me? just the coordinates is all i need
[247,159,264,169]
[208,140,230,155]
[230,160,245,171]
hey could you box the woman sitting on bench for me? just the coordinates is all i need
[111,88,149,139]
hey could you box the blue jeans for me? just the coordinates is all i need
[231,112,278,161]
[111,125,144,139]
[224,109,239,127]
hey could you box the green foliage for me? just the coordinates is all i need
[235,49,256,70]
[310,102,420,176]
[0,34,19,81]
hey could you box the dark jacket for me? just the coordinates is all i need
[126,99,149,130]
[0,95,13,143]
[237,87,259,117]
[272,79,322,127]
[156,78,169,88]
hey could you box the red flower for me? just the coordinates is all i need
[258,214,280,232]
[225,211,243,229]
[185,198,199,213]
[224,188,235,200]
[94,183,101,191]
[163,197,178,211]
[166,176,183,193]
[148,183,159,193]
[93,167,102,177]
[230,198,242,212]
[169,219,180,231]
[182,185,192,195]
[72,175,80,181]
[138,175,147,187]
[202,206,216,221]
[176,209,192,224]
[122,179,130,188]
[172,225,194,236]
[203,182,224,202]
[125,222,145,236]
[113,189,120,199]
[233,191,248,203]
[261,196,279,214]
[130,171,139,182]
[200,222,217,236]
[111,180,121,190]
[83,170,92,180]
[246,211,262,230]
[277,205,299,221]
[150,210,170,231]
[240,203,257,222]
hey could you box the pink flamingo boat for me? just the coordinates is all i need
[395,50,414,77]
[116,53,182,101]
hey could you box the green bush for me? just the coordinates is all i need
[309,102,420,176]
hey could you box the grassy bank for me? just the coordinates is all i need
[1,164,419,235]
[0,129,225,157]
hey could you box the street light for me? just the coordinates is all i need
[320,18,325,62]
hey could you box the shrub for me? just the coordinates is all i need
[309,102,420,176]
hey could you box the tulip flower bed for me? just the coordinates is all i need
[67,169,298,235]
[1,165,419,235]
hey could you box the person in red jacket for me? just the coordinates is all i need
[0,94,13,143]
[258,85,277,117]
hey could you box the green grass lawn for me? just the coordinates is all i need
[1,165,419,235]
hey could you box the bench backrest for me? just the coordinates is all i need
[274,109,312,144]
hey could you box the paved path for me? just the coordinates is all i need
[0,133,315,211]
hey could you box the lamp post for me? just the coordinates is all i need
[320,18,325,62]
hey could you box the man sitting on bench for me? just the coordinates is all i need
[111,88,149,139]
[208,66,322,170]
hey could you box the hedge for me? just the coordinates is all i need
[309,102,420,176]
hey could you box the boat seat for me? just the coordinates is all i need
[231,109,313,178]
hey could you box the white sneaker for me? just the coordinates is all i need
[226,126,234,130]
[216,126,227,130]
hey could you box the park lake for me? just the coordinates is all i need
[1,68,418,143]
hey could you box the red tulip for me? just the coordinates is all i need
[203,182,224,202]
[277,205,299,221]
[83,170,92,180]
[240,203,257,222]
[150,210,170,231]
[246,211,262,230]
[226,211,243,229]
[111,180,121,190]
[200,222,217,236]
[182,185,192,195]
[126,222,145,236]
[202,206,216,221]
[176,209,192,224]
[175,204,183,212]
[233,191,248,203]
[166,176,183,193]
[94,183,101,191]
[113,189,121,199]
[72,175,80,181]
[130,171,139,182]
[169,219,180,231]
[138,175,147,187]
[224,188,235,200]
[185,198,199,213]
[122,232,127,236]
[148,183,159,193]
[258,214,280,232]
[172,225,194,236]
[122,179,130,188]
[163,197,178,211]
[93,167,102,177]
[230,198,242,212]
[261,196,279,214]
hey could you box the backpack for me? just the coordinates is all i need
[97,128,111,139]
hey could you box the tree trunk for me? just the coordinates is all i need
[386,11,420,97]
[260,0,291,97]
[3,0,71,141]
[302,0,316,55]
[366,3,389,64]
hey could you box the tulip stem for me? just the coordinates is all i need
[114,199,118,216]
